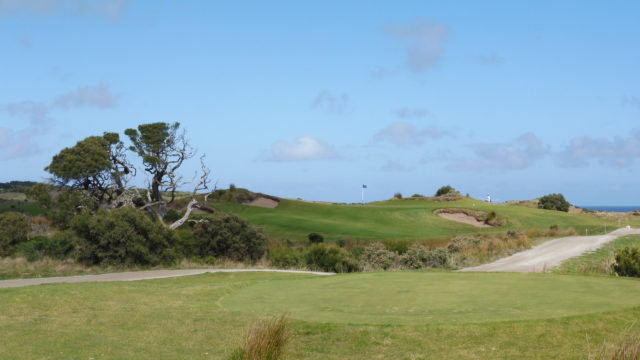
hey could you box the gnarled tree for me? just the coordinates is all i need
[125,122,193,219]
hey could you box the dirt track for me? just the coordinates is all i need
[462,227,640,272]
[0,269,334,289]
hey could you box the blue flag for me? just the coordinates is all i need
[362,184,367,189]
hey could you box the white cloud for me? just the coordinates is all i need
[373,122,446,147]
[447,132,548,171]
[387,20,449,73]
[558,131,640,168]
[268,136,339,162]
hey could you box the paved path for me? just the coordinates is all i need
[462,227,640,273]
[0,269,334,289]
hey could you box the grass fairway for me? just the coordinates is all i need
[2,271,640,359]
[223,272,640,325]
[212,197,637,243]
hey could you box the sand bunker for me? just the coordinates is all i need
[437,212,490,228]
[245,197,279,208]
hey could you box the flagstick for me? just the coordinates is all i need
[361,187,364,205]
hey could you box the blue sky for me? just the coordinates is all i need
[1,0,639,205]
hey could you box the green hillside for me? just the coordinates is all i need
[211,197,637,243]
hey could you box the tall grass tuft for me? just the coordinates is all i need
[228,315,291,360]
[593,332,640,360]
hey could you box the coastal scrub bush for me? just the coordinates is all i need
[435,185,455,197]
[307,232,324,244]
[0,212,30,256]
[360,242,399,270]
[71,207,177,266]
[400,245,449,269]
[613,247,640,277]
[17,232,75,261]
[193,213,267,263]
[305,244,359,272]
[269,246,303,268]
[538,193,570,212]
[393,192,403,199]
[383,238,410,254]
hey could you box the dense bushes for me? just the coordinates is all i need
[17,232,75,261]
[360,242,449,271]
[193,213,267,262]
[435,185,455,197]
[0,212,30,256]
[305,244,359,272]
[538,193,570,212]
[613,247,640,277]
[71,207,177,266]
[447,231,531,267]
[307,232,324,244]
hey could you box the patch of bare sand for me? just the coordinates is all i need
[245,197,279,208]
[437,212,490,228]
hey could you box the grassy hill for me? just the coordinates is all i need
[210,197,638,243]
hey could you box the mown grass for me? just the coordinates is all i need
[555,235,640,276]
[210,197,635,243]
[2,271,640,359]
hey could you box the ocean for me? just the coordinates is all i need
[580,206,640,213]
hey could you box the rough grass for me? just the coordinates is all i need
[555,235,640,275]
[209,197,634,243]
[228,315,291,360]
[2,272,640,359]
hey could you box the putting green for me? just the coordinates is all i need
[222,272,640,325]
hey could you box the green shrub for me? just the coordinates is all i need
[193,213,267,262]
[307,232,324,244]
[411,193,425,198]
[360,242,399,270]
[0,212,30,256]
[71,207,177,266]
[393,192,403,199]
[305,244,359,273]
[435,185,455,197]
[17,232,76,261]
[163,209,181,223]
[538,193,570,212]
[400,245,449,269]
[613,247,640,277]
[269,246,303,268]
[384,238,410,254]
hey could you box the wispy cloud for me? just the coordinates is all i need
[0,0,129,19]
[558,131,640,168]
[622,96,640,111]
[447,132,548,171]
[386,20,449,73]
[311,91,351,115]
[54,83,117,109]
[373,122,446,147]
[267,136,340,162]
[393,107,431,119]
[380,160,415,172]
[0,83,117,159]
[478,54,505,65]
